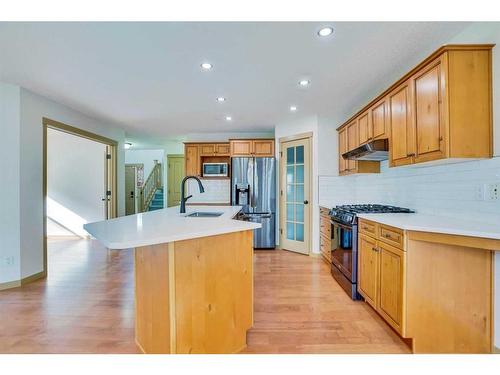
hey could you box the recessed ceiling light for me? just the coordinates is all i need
[124,142,132,150]
[217,97,226,102]
[299,79,310,87]
[200,62,213,70]
[318,27,334,37]
[225,116,232,121]
[290,106,297,112]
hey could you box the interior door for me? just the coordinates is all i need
[125,165,137,215]
[280,137,311,254]
[167,155,185,207]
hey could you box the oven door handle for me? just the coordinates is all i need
[330,220,353,230]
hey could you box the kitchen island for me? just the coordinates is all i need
[84,206,261,354]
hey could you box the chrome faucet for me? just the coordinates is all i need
[180,176,205,213]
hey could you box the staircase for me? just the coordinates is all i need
[148,188,164,211]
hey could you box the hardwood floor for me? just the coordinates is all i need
[0,239,410,354]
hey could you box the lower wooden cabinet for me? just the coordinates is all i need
[378,241,405,333]
[358,218,496,353]
[358,219,406,336]
[358,233,379,308]
[319,207,331,264]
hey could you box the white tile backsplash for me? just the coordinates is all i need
[187,178,230,204]
[319,156,500,224]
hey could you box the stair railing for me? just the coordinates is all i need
[140,160,162,212]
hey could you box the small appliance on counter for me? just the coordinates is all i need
[231,157,276,249]
[329,204,414,300]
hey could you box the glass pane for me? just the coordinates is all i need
[286,166,294,184]
[296,165,304,183]
[296,184,304,202]
[286,184,295,202]
[286,204,295,222]
[287,147,295,165]
[295,204,304,223]
[287,222,294,240]
[296,223,304,242]
[296,145,304,164]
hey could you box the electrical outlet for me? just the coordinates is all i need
[485,183,500,201]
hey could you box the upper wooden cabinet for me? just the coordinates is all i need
[185,144,200,176]
[215,143,230,156]
[184,142,230,177]
[388,81,415,167]
[338,128,348,174]
[358,111,371,145]
[337,44,494,173]
[371,97,389,140]
[229,139,275,157]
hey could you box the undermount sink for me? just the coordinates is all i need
[185,211,224,218]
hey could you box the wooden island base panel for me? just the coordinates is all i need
[134,230,253,354]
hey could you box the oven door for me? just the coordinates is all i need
[330,220,357,283]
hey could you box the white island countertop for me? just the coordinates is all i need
[357,213,500,240]
[84,206,261,249]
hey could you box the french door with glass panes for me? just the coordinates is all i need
[280,137,311,254]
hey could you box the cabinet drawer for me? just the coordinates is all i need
[359,219,378,237]
[379,225,404,249]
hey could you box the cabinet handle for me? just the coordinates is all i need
[406,153,415,157]
[372,247,379,252]
[384,233,391,238]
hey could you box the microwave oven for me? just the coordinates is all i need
[202,162,229,177]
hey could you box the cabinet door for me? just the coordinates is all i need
[338,128,348,174]
[378,241,405,334]
[230,140,253,156]
[346,120,358,171]
[358,112,371,145]
[185,145,200,176]
[199,144,216,156]
[358,233,379,308]
[371,98,388,139]
[253,140,274,156]
[215,143,230,156]
[389,81,415,167]
[414,58,446,164]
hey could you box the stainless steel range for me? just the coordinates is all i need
[329,204,414,300]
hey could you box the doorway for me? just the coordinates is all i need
[43,117,117,276]
[167,154,185,207]
[279,134,312,255]
[125,164,144,215]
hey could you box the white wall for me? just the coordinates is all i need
[47,128,107,236]
[0,83,21,284]
[317,22,500,347]
[125,149,165,179]
[6,86,126,281]
[275,115,320,253]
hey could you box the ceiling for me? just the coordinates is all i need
[0,22,469,143]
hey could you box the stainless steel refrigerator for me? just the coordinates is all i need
[231,157,276,249]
